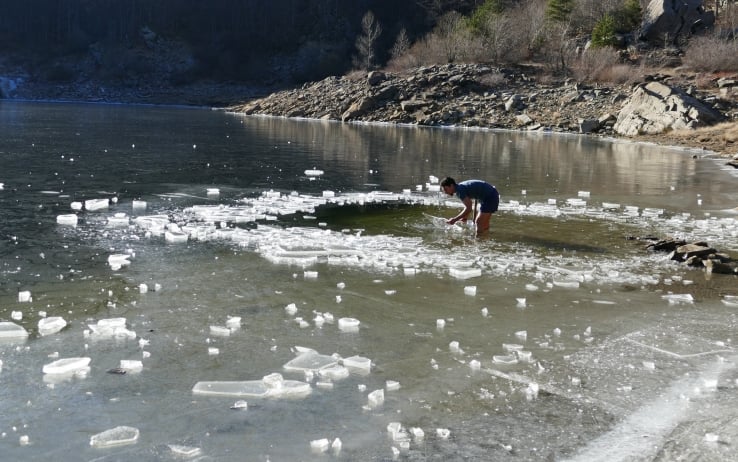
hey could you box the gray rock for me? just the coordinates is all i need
[578,119,600,133]
[614,82,724,136]
[640,0,715,43]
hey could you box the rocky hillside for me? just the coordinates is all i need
[229,63,738,159]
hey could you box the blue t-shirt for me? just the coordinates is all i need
[456,180,497,201]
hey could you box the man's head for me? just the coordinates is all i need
[440,177,456,196]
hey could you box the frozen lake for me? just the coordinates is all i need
[0,101,737,461]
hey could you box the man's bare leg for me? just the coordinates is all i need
[475,212,492,235]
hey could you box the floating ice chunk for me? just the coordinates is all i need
[493,355,518,365]
[342,355,372,373]
[192,376,311,399]
[332,438,342,453]
[207,188,220,197]
[304,271,318,279]
[661,293,694,305]
[386,380,401,391]
[449,267,482,280]
[38,316,67,336]
[517,351,533,362]
[436,428,451,439]
[410,427,425,441]
[56,214,78,226]
[525,284,538,291]
[502,343,524,352]
[525,382,539,400]
[705,433,719,443]
[305,169,324,177]
[87,318,136,339]
[643,361,656,370]
[338,317,360,332]
[209,326,231,337]
[90,426,139,448]
[367,389,384,409]
[168,445,201,457]
[436,319,446,329]
[132,200,147,211]
[336,282,346,290]
[515,330,527,341]
[165,230,188,243]
[85,198,110,211]
[231,400,248,410]
[107,254,131,270]
[11,311,22,321]
[70,201,83,211]
[723,295,738,307]
[464,286,477,296]
[18,290,32,303]
[120,360,143,372]
[577,191,590,198]
[0,322,29,339]
[449,341,461,353]
[285,303,298,316]
[284,350,338,373]
[516,298,526,307]
[481,307,489,317]
[139,283,148,294]
[553,279,580,289]
[208,347,219,355]
[310,438,330,453]
[319,365,350,381]
[43,357,91,374]
[322,190,335,198]
[107,213,129,227]
[226,317,242,330]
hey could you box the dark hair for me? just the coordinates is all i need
[440,177,456,187]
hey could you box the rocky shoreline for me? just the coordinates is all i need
[3,63,738,161]
[228,63,738,161]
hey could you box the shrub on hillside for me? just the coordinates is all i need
[569,46,636,83]
[683,35,738,72]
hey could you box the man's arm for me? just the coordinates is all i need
[447,197,473,224]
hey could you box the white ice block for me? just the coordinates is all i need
[464,286,477,296]
[0,321,29,339]
[342,355,372,373]
[84,198,110,211]
[165,230,188,243]
[43,357,91,374]
[132,200,147,210]
[192,378,311,399]
[18,290,32,302]
[338,317,360,332]
[89,426,139,448]
[56,214,78,226]
[38,316,67,336]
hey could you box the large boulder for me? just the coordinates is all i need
[613,81,724,136]
[639,0,714,43]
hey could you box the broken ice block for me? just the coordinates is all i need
[11,311,22,321]
[469,359,481,370]
[515,330,527,341]
[386,380,401,391]
[139,283,148,293]
[464,286,477,296]
[209,325,231,337]
[107,213,129,227]
[493,355,518,365]
[56,214,78,226]
[436,428,451,439]
[661,293,694,305]
[192,377,311,399]
[310,438,330,453]
[367,389,384,409]
[107,254,131,270]
[283,349,338,373]
[449,267,482,280]
[38,316,67,336]
[168,445,201,457]
[132,200,147,211]
[516,298,526,307]
[0,322,29,339]
[319,365,350,381]
[84,198,109,211]
[436,319,446,329]
[342,355,372,373]
[89,426,139,448]
[338,317,360,332]
[119,360,143,372]
[165,230,188,243]
[18,290,32,302]
[43,357,91,374]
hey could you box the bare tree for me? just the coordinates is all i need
[353,11,383,70]
[391,28,411,60]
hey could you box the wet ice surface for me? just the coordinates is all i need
[1,185,736,461]
[1,104,738,460]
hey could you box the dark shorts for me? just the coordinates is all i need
[479,188,500,213]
